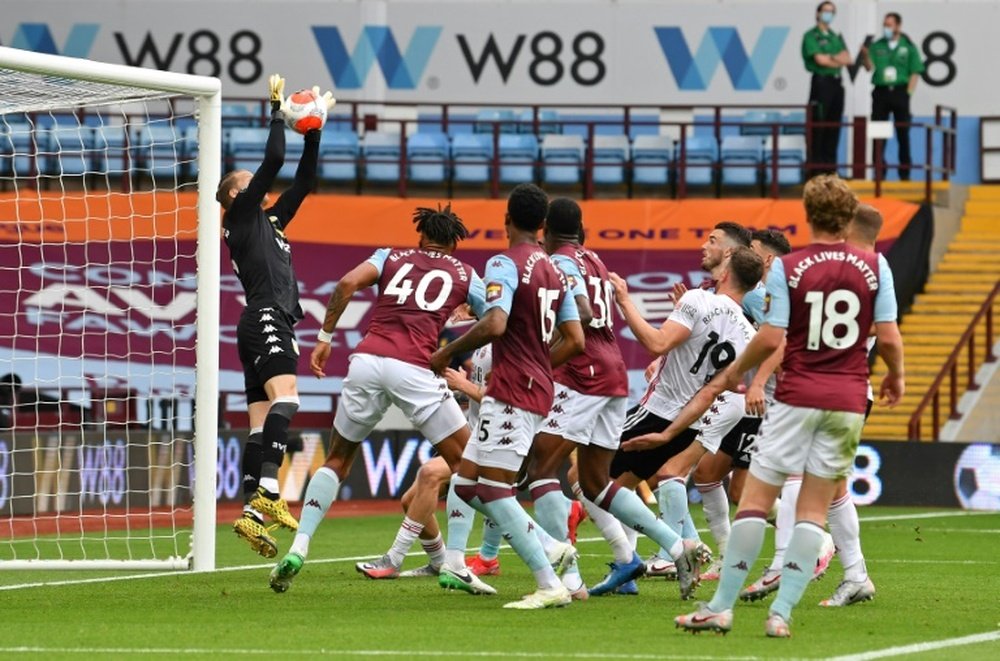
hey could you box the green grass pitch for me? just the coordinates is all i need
[1,506,999,660]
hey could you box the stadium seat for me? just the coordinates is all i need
[721,135,764,186]
[220,103,257,127]
[0,121,40,178]
[319,130,359,182]
[680,136,718,187]
[451,133,493,184]
[407,131,449,183]
[630,135,673,186]
[277,129,306,179]
[782,110,808,135]
[93,123,134,177]
[518,109,561,135]
[136,123,187,182]
[541,134,584,185]
[40,125,95,177]
[362,131,403,182]
[740,110,781,136]
[498,134,538,183]
[475,109,517,135]
[226,127,271,175]
[764,134,807,185]
[590,135,630,185]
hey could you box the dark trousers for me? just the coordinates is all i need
[808,74,844,177]
[872,85,913,180]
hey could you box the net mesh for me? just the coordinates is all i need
[0,67,202,566]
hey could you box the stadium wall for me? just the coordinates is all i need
[2,0,989,181]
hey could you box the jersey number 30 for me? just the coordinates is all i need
[804,289,861,351]
[384,263,454,311]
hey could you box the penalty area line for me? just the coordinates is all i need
[827,629,1000,661]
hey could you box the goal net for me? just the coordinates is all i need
[0,47,221,571]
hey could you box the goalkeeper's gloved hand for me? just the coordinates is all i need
[312,85,337,112]
[268,74,286,113]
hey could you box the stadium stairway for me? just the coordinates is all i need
[865,184,1000,440]
[850,180,951,205]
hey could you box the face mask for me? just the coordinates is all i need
[820,11,835,25]
[884,27,896,40]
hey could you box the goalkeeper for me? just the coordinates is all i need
[216,74,335,558]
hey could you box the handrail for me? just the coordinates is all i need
[908,280,1000,441]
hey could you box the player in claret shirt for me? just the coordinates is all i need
[675,175,904,638]
[429,183,586,610]
[268,204,486,593]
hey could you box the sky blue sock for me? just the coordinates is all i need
[481,493,551,573]
[604,483,682,559]
[291,467,341,557]
[657,479,688,536]
[771,522,826,620]
[682,511,702,542]
[445,476,476,553]
[532,484,571,542]
[479,518,502,560]
[708,514,766,613]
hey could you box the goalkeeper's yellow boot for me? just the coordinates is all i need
[233,512,278,559]
[249,487,299,531]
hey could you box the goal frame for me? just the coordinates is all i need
[0,45,222,572]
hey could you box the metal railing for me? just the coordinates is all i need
[908,280,1000,441]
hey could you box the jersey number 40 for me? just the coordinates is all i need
[385,263,454,311]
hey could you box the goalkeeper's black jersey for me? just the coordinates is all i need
[222,116,319,323]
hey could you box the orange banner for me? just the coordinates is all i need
[0,191,918,249]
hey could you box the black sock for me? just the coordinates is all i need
[260,410,291,483]
[242,430,263,503]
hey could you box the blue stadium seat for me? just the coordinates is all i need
[782,110,808,135]
[93,123,134,177]
[475,108,519,135]
[226,127,270,173]
[591,135,630,185]
[541,134,584,185]
[407,132,449,183]
[681,136,718,186]
[721,136,763,186]
[362,131,403,182]
[498,134,538,183]
[740,110,781,136]
[182,125,201,179]
[451,133,493,184]
[319,130,359,182]
[630,135,673,186]
[765,135,807,185]
[220,103,257,127]
[40,125,95,177]
[136,124,187,182]
[277,129,306,179]
[518,109,561,135]
[0,121,40,178]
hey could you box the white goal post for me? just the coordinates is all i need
[0,46,221,571]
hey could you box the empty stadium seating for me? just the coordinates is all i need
[407,132,449,183]
[630,135,673,186]
[681,136,718,187]
[362,131,403,182]
[764,135,807,185]
[591,135,631,185]
[720,135,763,186]
[541,134,585,185]
[498,134,538,183]
[451,133,493,183]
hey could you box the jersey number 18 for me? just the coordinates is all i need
[804,289,861,351]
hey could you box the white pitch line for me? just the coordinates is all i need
[0,508,992,592]
[827,630,1000,661]
[0,647,766,660]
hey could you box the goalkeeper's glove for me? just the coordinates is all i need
[268,74,287,113]
[312,85,337,112]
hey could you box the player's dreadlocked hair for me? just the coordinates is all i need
[412,203,470,248]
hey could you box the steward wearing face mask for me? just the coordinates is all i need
[862,12,925,181]
[801,1,851,178]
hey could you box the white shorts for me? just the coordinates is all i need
[696,391,746,454]
[334,354,467,444]
[463,396,543,472]
[540,383,628,450]
[750,400,866,484]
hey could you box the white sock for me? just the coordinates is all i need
[770,478,801,572]
[421,533,446,568]
[386,517,423,567]
[572,482,632,564]
[258,476,279,494]
[828,493,867,582]
[697,481,731,558]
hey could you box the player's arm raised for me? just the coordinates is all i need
[232,74,287,214]
[609,272,690,356]
[311,260,379,378]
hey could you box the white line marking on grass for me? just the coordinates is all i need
[827,629,1000,660]
[0,509,991,592]
[0,647,766,660]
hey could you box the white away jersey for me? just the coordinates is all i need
[466,344,493,432]
[641,289,756,425]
